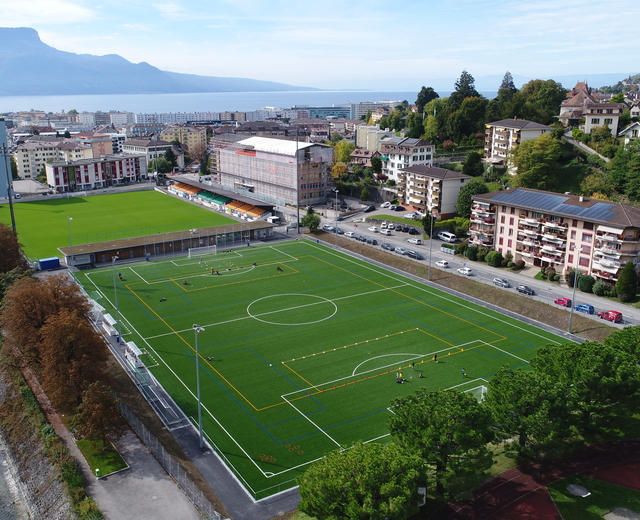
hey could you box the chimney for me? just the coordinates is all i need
[579,196,585,202]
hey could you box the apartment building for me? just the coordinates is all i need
[402,165,471,219]
[14,137,93,178]
[212,136,333,206]
[74,131,114,157]
[355,125,392,151]
[582,103,625,137]
[379,137,434,183]
[483,118,552,168]
[121,139,184,169]
[160,126,207,151]
[45,153,147,192]
[469,187,640,282]
[233,122,289,138]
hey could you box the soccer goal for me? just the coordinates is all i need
[188,244,217,259]
[467,385,488,403]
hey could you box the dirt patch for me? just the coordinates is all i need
[318,234,615,343]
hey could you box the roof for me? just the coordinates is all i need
[237,136,328,156]
[473,188,640,228]
[619,121,640,136]
[123,139,172,148]
[400,164,471,180]
[486,119,552,130]
[350,149,380,158]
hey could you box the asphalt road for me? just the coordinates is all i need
[323,208,637,331]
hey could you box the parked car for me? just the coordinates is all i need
[389,205,398,211]
[402,225,410,233]
[337,216,346,221]
[381,222,388,229]
[394,247,407,255]
[574,303,595,314]
[407,238,423,245]
[597,310,623,323]
[404,212,417,219]
[356,235,367,242]
[493,277,510,288]
[370,238,378,245]
[335,227,345,235]
[395,224,403,231]
[381,229,392,236]
[345,231,356,237]
[368,226,379,233]
[381,242,394,251]
[554,297,572,307]
[408,228,418,235]
[363,205,376,213]
[438,231,457,243]
[392,205,404,211]
[457,267,473,276]
[516,285,535,295]
[407,250,424,260]
[436,260,449,268]
[322,225,335,232]
[381,202,391,208]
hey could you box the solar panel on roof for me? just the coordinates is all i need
[491,190,617,222]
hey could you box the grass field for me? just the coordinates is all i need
[0,191,235,259]
[77,239,564,500]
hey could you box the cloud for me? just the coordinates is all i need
[121,23,154,32]
[154,3,186,20]
[0,0,95,25]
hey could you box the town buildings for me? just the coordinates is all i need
[558,82,625,137]
[469,187,640,282]
[121,139,184,169]
[379,137,434,183]
[483,118,552,169]
[14,137,93,178]
[402,165,471,219]
[160,126,207,150]
[211,136,333,206]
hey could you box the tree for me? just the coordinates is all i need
[0,223,28,273]
[389,389,494,497]
[616,261,638,302]
[190,143,209,176]
[10,155,18,179]
[365,110,372,125]
[330,132,344,145]
[73,382,128,448]
[370,156,382,174]
[148,157,173,174]
[611,93,625,103]
[360,187,370,201]
[485,250,503,267]
[416,86,439,114]
[301,212,321,231]
[510,134,562,190]
[331,163,348,179]
[456,178,489,218]
[485,366,571,454]
[298,442,423,520]
[334,140,355,163]
[449,70,481,111]
[38,309,107,413]
[499,71,517,92]
[461,151,484,177]
[0,266,32,303]
[63,130,71,138]
[421,213,435,237]
[164,148,178,170]
[512,79,567,125]
[604,326,640,360]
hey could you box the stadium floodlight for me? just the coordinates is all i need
[67,217,76,283]
[112,256,122,342]
[193,324,205,449]
[568,246,583,334]
[334,189,339,247]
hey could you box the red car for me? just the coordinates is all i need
[597,310,623,323]
[554,297,572,307]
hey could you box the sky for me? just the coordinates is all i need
[1,0,639,90]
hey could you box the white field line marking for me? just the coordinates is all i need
[480,341,529,364]
[269,245,299,261]
[305,241,562,345]
[281,395,341,448]
[144,283,410,340]
[447,377,486,390]
[129,267,148,282]
[364,433,391,443]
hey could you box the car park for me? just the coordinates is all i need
[493,277,510,288]
[394,247,407,255]
[363,205,376,213]
[402,225,410,233]
[322,225,335,232]
[356,235,367,242]
[457,267,473,276]
[381,242,394,251]
[575,303,595,314]
[395,224,403,231]
[554,297,572,307]
[436,260,449,268]
[404,213,417,219]
[516,285,535,295]
[597,310,623,322]
[368,226,379,233]
[407,238,423,245]
[407,250,424,260]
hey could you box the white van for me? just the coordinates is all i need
[438,231,457,243]
[381,229,392,236]
[345,231,356,237]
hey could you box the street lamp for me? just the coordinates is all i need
[67,217,76,283]
[112,256,122,342]
[193,324,205,449]
[567,246,583,333]
[334,188,339,246]
[428,212,435,281]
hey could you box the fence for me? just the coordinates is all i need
[118,402,224,520]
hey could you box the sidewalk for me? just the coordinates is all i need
[22,367,202,520]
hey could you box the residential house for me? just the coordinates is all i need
[582,103,625,137]
[14,137,93,178]
[469,187,640,282]
[402,165,471,219]
[161,126,208,151]
[122,139,184,169]
[379,137,434,188]
[618,121,640,145]
[349,149,381,166]
[483,118,552,170]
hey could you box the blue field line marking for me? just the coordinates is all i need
[183,349,327,444]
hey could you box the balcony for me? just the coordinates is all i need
[595,244,621,256]
[542,233,566,242]
[596,233,623,243]
[519,228,538,237]
[592,270,618,282]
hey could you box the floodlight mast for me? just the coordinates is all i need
[193,324,205,449]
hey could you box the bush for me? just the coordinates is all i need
[539,268,547,280]
[553,274,561,282]
[466,246,478,261]
[456,241,468,255]
[486,250,503,267]
[578,274,595,293]
[477,248,488,262]
[507,261,515,268]
[514,260,525,270]
[565,268,579,289]
[593,279,606,296]
[546,268,556,281]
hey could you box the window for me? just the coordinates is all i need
[571,230,577,239]
[508,229,513,236]
[583,222,594,230]
[573,219,578,227]
[591,118,600,124]
[582,233,592,243]
[604,118,613,125]
[510,207,515,214]
[582,245,591,255]
[579,257,590,267]
[500,215,505,224]
[509,217,514,225]
[568,254,574,263]
[508,239,513,248]
[499,226,504,234]
[499,237,504,245]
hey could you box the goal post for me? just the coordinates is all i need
[188,244,217,259]
[467,385,488,403]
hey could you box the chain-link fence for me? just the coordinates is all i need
[118,402,224,520]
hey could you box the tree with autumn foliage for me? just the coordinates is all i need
[0,223,28,274]
[73,382,128,448]
[38,309,108,413]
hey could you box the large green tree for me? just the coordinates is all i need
[298,442,423,520]
[416,86,439,114]
[609,139,640,201]
[334,140,355,163]
[388,389,494,497]
[462,151,484,177]
[511,79,566,125]
[456,178,489,218]
[449,70,480,111]
[616,261,638,302]
[510,133,562,190]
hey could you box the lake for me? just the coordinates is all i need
[0,90,496,114]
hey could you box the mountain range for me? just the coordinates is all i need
[0,27,317,96]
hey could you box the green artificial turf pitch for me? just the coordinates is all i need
[77,240,563,499]
[0,191,235,259]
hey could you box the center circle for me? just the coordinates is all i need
[247,293,338,325]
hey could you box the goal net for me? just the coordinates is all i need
[467,385,488,403]
[188,244,217,259]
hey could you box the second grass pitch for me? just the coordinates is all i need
[79,240,563,499]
